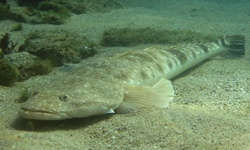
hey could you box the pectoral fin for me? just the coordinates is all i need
[115,78,174,114]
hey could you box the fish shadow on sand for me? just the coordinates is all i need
[11,114,114,131]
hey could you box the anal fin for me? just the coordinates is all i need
[115,78,174,114]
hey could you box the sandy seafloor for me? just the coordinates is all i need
[1,0,250,149]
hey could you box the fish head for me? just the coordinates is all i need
[19,78,124,120]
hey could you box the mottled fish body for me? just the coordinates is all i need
[19,35,245,120]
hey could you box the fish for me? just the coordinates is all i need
[19,35,245,120]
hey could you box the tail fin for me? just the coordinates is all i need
[222,35,245,56]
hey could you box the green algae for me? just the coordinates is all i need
[18,87,38,103]
[30,59,53,75]
[19,30,97,66]
[0,59,20,86]
[37,1,71,24]
[17,58,54,81]
[0,33,17,55]
[101,28,218,47]
[1,0,123,24]
[17,0,43,7]
[11,23,23,32]
[0,3,25,22]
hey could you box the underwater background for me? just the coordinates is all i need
[0,0,249,149]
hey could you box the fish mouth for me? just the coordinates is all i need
[19,107,68,120]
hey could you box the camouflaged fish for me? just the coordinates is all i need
[19,35,245,120]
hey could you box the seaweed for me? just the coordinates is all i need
[0,2,26,22]
[0,59,20,86]
[29,59,53,75]
[0,0,7,5]
[0,50,3,58]
[101,28,218,47]
[81,0,123,12]
[19,30,97,66]
[18,58,53,81]
[0,33,17,55]
[34,1,71,24]
[0,3,11,20]
[18,87,38,103]
[1,0,122,25]
[52,0,86,14]
[17,0,44,7]
[11,23,23,32]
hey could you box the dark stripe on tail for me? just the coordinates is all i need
[168,49,188,64]
[222,35,245,55]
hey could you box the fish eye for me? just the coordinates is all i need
[59,95,69,102]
